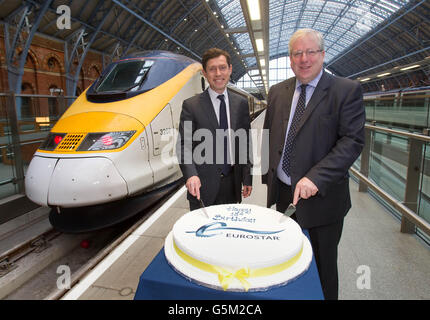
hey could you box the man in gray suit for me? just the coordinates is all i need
[178,48,252,211]
[262,29,365,299]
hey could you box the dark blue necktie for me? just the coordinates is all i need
[217,94,231,175]
[282,84,307,176]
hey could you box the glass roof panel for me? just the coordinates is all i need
[267,0,411,64]
[245,56,257,67]
[214,0,412,74]
[218,0,245,28]
[235,33,253,56]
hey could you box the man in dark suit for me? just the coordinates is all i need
[178,48,252,210]
[262,29,365,299]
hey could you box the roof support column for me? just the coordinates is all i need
[3,0,52,117]
[64,2,114,95]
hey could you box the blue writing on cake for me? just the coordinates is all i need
[226,206,251,216]
[186,222,284,238]
[212,206,256,224]
[212,214,256,223]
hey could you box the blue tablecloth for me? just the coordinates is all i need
[134,231,324,300]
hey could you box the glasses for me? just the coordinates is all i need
[207,65,229,73]
[291,49,323,58]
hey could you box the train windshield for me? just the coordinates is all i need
[94,60,154,93]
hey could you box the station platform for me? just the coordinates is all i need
[62,112,430,300]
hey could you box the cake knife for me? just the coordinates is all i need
[199,199,210,219]
[279,203,296,222]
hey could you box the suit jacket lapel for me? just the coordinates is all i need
[227,89,238,130]
[295,71,331,134]
[201,90,219,131]
[281,79,296,136]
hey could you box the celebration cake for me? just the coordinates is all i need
[164,204,313,291]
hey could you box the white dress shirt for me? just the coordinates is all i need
[207,87,233,165]
[277,69,323,185]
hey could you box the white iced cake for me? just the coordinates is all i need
[164,203,313,292]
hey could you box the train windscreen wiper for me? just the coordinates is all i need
[119,67,150,93]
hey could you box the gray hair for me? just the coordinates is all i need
[289,29,325,56]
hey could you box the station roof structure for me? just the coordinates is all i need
[1,0,429,95]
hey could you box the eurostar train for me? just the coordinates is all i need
[363,85,430,130]
[25,50,265,232]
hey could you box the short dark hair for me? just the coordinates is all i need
[202,48,231,71]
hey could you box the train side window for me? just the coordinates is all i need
[402,93,425,108]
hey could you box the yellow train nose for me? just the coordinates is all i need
[37,111,143,154]
[52,111,143,133]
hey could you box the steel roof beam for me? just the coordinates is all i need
[327,0,427,68]
[347,45,430,78]
[111,0,201,60]
[154,0,214,54]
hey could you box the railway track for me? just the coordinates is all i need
[0,227,61,278]
[0,184,182,300]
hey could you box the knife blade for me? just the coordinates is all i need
[279,203,296,222]
[199,199,210,218]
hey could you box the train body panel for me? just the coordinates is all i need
[51,112,143,136]
[25,156,57,206]
[112,127,154,196]
[47,157,128,207]
[149,103,176,184]
[226,84,267,117]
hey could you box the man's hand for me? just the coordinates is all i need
[293,177,318,205]
[186,176,201,200]
[242,185,252,198]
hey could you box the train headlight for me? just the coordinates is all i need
[77,131,136,151]
[39,133,67,151]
